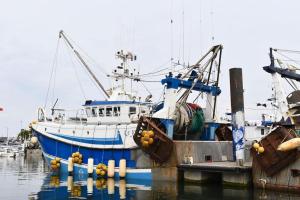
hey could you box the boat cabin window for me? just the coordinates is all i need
[129,106,136,115]
[86,107,92,117]
[92,107,98,117]
[106,107,112,117]
[113,107,120,116]
[98,107,105,117]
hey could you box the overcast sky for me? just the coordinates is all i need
[1,0,299,136]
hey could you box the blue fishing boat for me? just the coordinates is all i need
[31,31,229,180]
[31,31,153,179]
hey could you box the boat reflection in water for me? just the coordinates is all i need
[38,173,152,200]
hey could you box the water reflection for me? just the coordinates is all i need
[38,174,300,200]
[1,155,300,199]
[39,174,151,200]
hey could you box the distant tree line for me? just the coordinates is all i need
[17,129,32,141]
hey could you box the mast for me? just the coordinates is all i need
[59,30,110,99]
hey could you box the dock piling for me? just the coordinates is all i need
[229,68,246,166]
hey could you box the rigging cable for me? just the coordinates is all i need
[62,39,87,100]
[139,81,153,97]
[61,32,109,76]
[210,0,215,43]
[182,0,185,64]
[51,44,59,106]
[44,38,60,109]
[275,51,300,67]
[138,59,174,76]
[61,34,107,98]
[170,0,174,68]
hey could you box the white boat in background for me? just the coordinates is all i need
[0,146,17,157]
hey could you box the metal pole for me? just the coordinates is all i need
[229,68,245,166]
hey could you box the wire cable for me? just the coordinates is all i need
[44,39,60,109]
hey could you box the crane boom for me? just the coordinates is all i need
[59,30,110,99]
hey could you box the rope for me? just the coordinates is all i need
[44,39,60,109]
[138,59,175,76]
[140,81,152,96]
[61,31,109,76]
[170,0,174,65]
[101,126,107,163]
[62,39,87,100]
[110,125,118,159]
[275,51,300,67]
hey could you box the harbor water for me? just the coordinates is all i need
[0,155,299,200]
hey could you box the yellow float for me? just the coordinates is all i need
[71,185,81,197]
[95,178,107,190]
[253,142,259,149]
[96,163,107,177]
[50,157,61,171]
[258,146,265,153]
[140,130,155,148]
[71,151,83,164]
[50,175,60,187]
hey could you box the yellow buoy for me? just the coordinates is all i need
[141,130,147,136]
[142,141,149,148]
[96,163,107,177]
[100,170,106,176]
[148,137,154,145]
[96,178,106,190]
[253,142,260,149]
[258,146,265,153]
[51,159,57,165]
[148,130,154,137]
[96,169,101,175]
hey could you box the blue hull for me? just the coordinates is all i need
[33,129,152,180]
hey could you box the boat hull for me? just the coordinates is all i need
[33,129,152,180]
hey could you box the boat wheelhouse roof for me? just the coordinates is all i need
[83,100,152,106]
